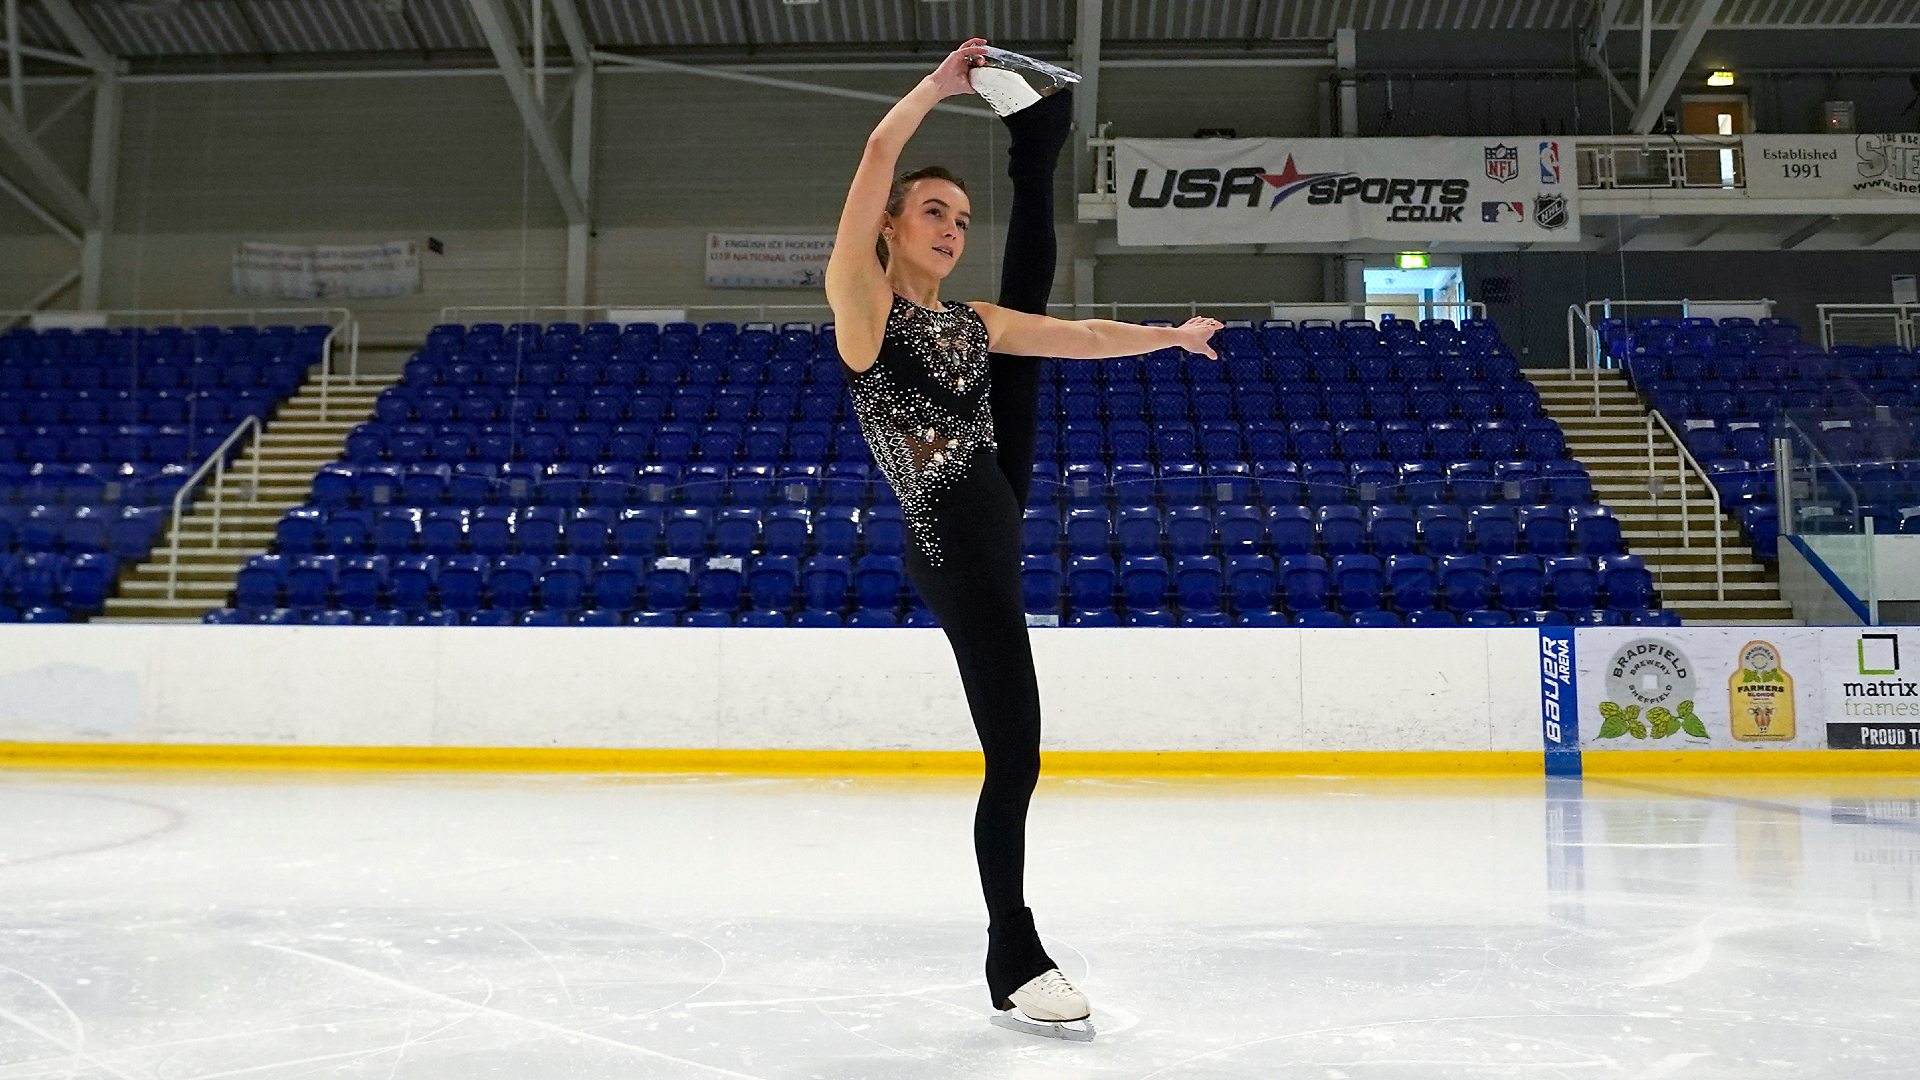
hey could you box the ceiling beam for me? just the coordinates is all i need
[1777,214,1835,250]
[1859,218,1911,248]
[547,0,592,68]
[589,50,996,118]
[1628,0,1724,134]
[1686,216,1730,246]
[35,0,111,72]
[0,101,93,227]
[465,0,587,224]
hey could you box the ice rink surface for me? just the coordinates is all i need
[3,768,1919,1079]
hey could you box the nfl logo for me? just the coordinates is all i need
[1485,144,1519,183]
[1534,194,1568,230]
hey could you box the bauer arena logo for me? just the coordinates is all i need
[1126,154,1472,222]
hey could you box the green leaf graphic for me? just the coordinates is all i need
[1648,707,1680,739]
[1680,715,1709,739]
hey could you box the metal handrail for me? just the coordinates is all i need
[165,417,264,597]
[1645,408,1725,601]
[441,299,1487,326]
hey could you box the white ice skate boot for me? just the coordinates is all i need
[990,968,1095,1042]
[968,46,1081,117]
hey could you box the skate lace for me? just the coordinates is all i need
[1035,969,1077,997]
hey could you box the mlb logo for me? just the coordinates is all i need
[1485,144,1519,183]
[1539,141,1562,184]
[1534,194,1568,229]
[1481,200,1524,223]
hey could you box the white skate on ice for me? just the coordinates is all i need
[990,968,1095,1042]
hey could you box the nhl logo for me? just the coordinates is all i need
[1485,144,1519,183]
[1534,193,1568,230]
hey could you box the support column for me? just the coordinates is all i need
[79,71,118,309]
[1335,28,1357,137]
[1070,0,1103,316]
[565,66,593,309]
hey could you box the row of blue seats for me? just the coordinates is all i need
[1628,351,1916,385]
[0,360,311,395]
[0,504,167,557]
[1,324,331,364]
[0,392,282,428]
[271,502,1627,563]
[2,426,244,467]
[368,384,1549,427]
[202,604,1682,629]
[231,550,1657,618]
[1,463,194,505]
[337,417,1571,469]
[303,458,1596,512]
[0,551,118,611]
[1599,316,1800,358]
[1646,383,1916,422]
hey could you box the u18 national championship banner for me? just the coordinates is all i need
[1115,136,1580,246]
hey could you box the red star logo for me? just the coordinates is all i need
[1259,154,1350,208]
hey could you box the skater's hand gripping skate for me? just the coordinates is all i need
[1172,316,1223,360]
[925,38,991,99]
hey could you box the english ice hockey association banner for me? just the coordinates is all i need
[1745,134,1920,201]
[231,241,419,300]
[705,233,835,289]
[1115,136,1579,246]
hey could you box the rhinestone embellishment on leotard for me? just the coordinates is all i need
[843,296,996,567]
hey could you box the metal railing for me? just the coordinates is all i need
[1573,135,1746,191]
[1565,297,1778,416]
[1645,408,1726,600]
[1816,303,1920,351]
[0,305,363,420]
[164,417,264,597]
[442,299,1485,328]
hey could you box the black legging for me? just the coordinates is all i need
[899,89,1073,1010]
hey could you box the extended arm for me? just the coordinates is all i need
[968,303,1222,361]
[824,39,987,367]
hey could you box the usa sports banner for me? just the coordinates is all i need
[1115,137,1579,246]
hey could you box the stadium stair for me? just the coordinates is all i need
[95,378,396,621]
[1528,370,1793,624]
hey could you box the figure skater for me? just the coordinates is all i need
[823,38,1221,1041]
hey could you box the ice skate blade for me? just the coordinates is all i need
[991,1009,1096,1043]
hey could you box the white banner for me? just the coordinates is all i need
[232,241,419,300]
[1575,628,1828,752]
[1115,136,1578,246]
[1746,133,1920,200]
[705,233,835,289]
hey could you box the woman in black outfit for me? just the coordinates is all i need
[823,38,1220,1040]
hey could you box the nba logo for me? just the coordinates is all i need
[1485,144,1518,183]
[1539,141,1561,184]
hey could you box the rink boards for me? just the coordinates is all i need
[0,624,1915,775]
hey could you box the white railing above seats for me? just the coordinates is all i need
[440,300,1485,329]
[1816,303,1920,351]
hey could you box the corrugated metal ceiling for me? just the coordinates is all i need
[20,0,1920,60]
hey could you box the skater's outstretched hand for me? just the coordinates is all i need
[926,38,991,98]
[1171,316,1223,360]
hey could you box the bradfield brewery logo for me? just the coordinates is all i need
[1729,640,1795,741]
[1855,134,1920,196]
[1485,143,1519,183]
[1598,637,1707,741]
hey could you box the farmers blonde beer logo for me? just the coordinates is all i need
[1597,638,1708,743]
[1729,640,1795,741]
